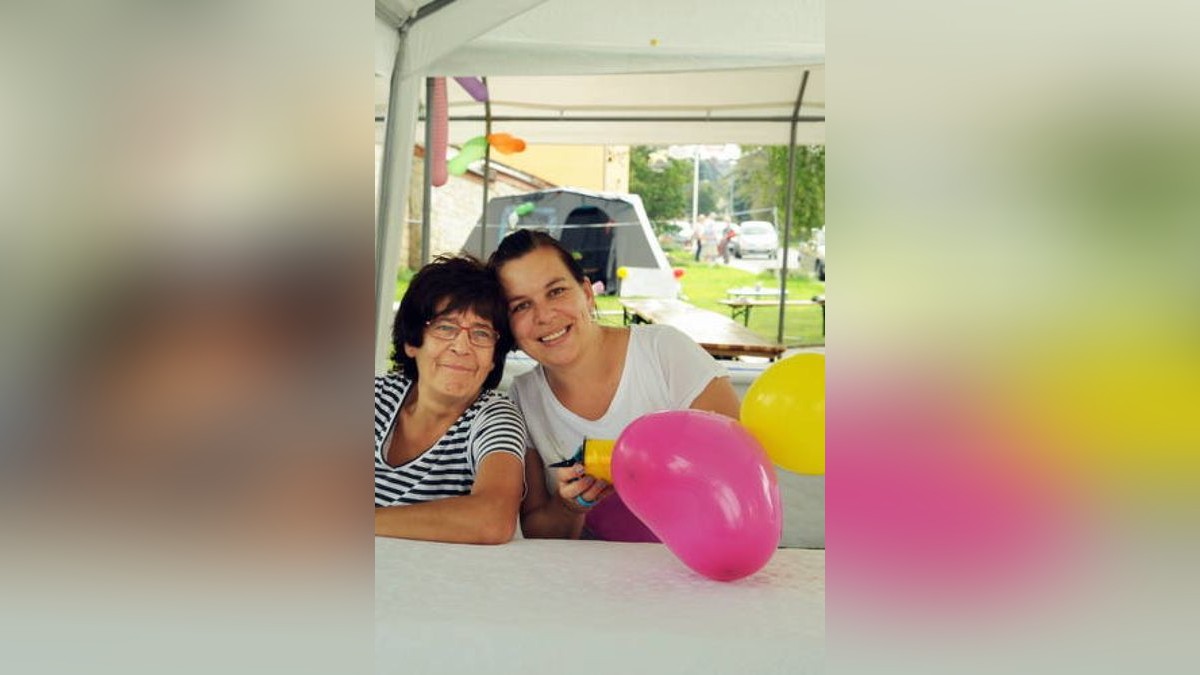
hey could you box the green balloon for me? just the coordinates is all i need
[447,139,488,175]
[447,153,472,175]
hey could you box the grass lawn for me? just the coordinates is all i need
[394,247,825,347]
[597,247,825,347]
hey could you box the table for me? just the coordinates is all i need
[725,286,784,298]
[376,538,825,675]
[620,298,786,360]
[719,296,826,335]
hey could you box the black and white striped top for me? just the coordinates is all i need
[375,374,526,506]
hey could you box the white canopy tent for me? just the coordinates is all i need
[379,67,826,146]
[375,0,825,371]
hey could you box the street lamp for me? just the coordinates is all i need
[668,144,741,229]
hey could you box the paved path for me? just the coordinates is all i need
[722,247,816,275]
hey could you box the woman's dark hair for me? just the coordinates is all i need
[391,254,512,389]
[486,228,586,284]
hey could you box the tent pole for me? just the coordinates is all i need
[421,77,434,266]
[691,147,700,232]
[480,77,492,259]
[375,21,411,341]
[776,69,810,345]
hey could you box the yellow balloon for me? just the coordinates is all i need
[616,266,629,279]
[741,353,825,475]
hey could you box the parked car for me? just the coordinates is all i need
[730,221,779,259]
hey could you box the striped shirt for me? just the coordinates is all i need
[375,374,526,506]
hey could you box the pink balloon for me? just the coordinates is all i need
[429,78,448,187]
[613,410,782,581]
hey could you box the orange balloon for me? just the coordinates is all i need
[488,132,527,154]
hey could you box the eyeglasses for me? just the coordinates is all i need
[424,320,499,348]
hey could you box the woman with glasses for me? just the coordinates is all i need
[488,230,740,541]
[374,255,526,544]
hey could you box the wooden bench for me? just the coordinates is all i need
[620,298,786,360]
[718,296,826,335]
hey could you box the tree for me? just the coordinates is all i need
[628,146,691,233]
[697,182,719,216]
[734,145,825,241]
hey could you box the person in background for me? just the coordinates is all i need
[488,230,740,541]
[700,214,721,262]
[374,255,526,544]
[718,220,738,264]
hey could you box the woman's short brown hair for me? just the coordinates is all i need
[391,255,512,389]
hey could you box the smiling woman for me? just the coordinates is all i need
[488,230,742,541]
[374,255,527,545]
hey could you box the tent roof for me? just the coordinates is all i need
[376,65,824,146]
[377,0,822,76]
[374,0,825,146]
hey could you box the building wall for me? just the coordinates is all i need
[404,147,555,269]
[604,145,630,193]
[497,145,611,192]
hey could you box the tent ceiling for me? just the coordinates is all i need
[375,65,824,146]
[374,0,824,145]
[377,0,822,77]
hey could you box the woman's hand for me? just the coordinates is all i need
[554,463,614,513]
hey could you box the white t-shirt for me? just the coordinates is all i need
[510,324,728,541]
[510,324,727,475]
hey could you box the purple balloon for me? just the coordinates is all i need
[453,77,489,102]
[613,410,782,581]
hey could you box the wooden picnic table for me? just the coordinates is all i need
[620,298,785,360]
[726,286,784,298]
[718,295,826,335]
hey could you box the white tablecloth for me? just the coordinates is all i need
[376,538,824,674]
